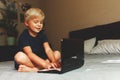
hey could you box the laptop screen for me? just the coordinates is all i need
[61,38,84,59]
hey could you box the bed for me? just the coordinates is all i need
[1,55,120,80]
[1,21,120,80]
[69,21,120,80]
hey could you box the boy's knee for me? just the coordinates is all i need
[54,50,61,60]
[14,52,27,63]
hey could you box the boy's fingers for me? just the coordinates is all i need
[47,65,52,69]
[51,63,56,68]
[52,62,61,68]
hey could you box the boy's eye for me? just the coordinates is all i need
[33,20,39,23]
[33,20,43,24]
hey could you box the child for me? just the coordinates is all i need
[14,8,61,72]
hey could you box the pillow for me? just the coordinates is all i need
[84,37,96,54]
[90,39,120,54]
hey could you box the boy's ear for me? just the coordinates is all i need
[24,21,28,26]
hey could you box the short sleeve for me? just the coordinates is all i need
[19,36,30,48]
[18,30,30,51]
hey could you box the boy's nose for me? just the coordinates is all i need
[37,23,41,26]
[38,23,43,27]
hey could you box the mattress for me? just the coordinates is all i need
[0,54,120,80]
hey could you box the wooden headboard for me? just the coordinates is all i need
[69,21,120,41]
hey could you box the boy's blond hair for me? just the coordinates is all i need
[24,8,45,22]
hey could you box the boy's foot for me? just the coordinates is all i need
[18,65,39,72]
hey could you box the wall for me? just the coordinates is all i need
[15,0,120,50]
[44,0,120,50]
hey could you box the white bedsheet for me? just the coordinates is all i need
[0,54,120,80]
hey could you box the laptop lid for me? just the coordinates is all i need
[60,38,84,73]
[61,38,84,60]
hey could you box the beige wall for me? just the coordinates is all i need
[16,0,120,50]
[44,0,120,50]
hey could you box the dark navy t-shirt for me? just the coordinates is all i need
[18,29,48,59]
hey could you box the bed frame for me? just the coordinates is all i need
[69,21,120,40]
[69,21,120,53]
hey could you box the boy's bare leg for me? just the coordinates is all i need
[45,50,61,63]
[54,50,61,61]
[14,51,61,72]
[14,52,35,67]
[18,65,39,72]
[14,52,41,72]
[45,50,61,62]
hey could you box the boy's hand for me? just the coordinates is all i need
[51,61,61,68]
[42,60,61,69]
[43,62,52,69]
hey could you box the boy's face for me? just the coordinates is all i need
[25,18,43,34]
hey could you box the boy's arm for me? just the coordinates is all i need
[23,46,52,69]
[43,42,59,67]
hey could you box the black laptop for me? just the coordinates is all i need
[38,38,84,74]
